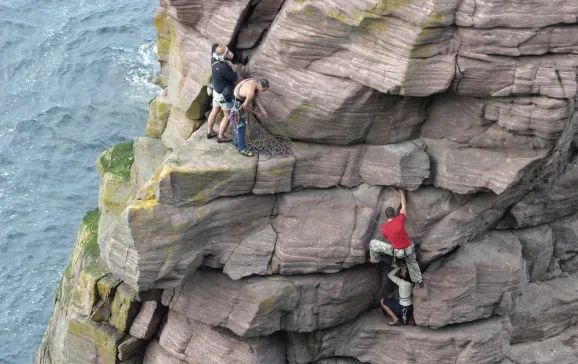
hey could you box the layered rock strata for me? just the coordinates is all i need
[37,0,578,363]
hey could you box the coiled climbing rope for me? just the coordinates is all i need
[245,114,292,158]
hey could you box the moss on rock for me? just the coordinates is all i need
[110,283,141,333]
[96,142,135,182]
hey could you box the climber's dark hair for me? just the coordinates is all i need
[385,207,396,219]
[257,79,269,89]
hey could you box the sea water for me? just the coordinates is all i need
[0,0,159,361]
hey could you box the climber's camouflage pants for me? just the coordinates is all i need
[369,239,423,283]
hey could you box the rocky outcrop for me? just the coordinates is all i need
[287,311,511,364]
[37,0,578,363]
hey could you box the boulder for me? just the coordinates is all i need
[287,310,511,364]
[413,231,527,328]
[359,141,430,190]
[511,225,553,282]
[506,324,578,364]
[510,274,578,344]
[423,138,547,194]
[157,311,286,364]
[162,265,380,337]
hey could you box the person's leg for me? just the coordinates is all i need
[217,101,232,142]
[404,244,423,284]
[369,239,394,263]
[207,103,221,137]
[381,299,400,325]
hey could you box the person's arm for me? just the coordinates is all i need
[224,65,237,84]
[399,189,407,216]
[254,93,267,119]
[225,60,238,73]
[388,267,401,285]
[242,86,262,117]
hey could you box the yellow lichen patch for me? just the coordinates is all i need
[257,296,276,315]
[374,0,410,14]
[285,102,318,124]
[326,8,355,25]
[129,198,158,212]
[359,18,388,33]
[165,245,175,260]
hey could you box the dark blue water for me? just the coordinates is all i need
[0,0,159,362]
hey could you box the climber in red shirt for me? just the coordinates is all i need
[369,189,424,287]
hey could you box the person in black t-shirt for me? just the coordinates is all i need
[207,44,237,143]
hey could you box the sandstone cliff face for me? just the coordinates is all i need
[37,0,578,363]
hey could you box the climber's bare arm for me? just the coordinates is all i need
[242,86,262,118]
[255,93,267,119]
[399,189,407,216]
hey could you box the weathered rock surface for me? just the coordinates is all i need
[156,311,286,364]
[129,301,166,340]
[499,155,578,228]
[37,0,578,363]
[423,138,547,194]
[423,93,567,149]
[287,311,511,364]
[547,213,578,279]
[155,129,258,207]
[455,0,578,29]
[511,225,553,282]
[131,137,170,195]
[510,274,578,344]
[413,231,526,328]
[506,324,578,364]
[360,141,430,190]
[269,185,382,275]
[162,265,380,337]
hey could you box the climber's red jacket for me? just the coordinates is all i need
[380,213,412,250]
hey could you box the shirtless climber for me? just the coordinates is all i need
[207,43,237,142]
[369,189,424,287]
[380,260,414,326]
[230,78,269,157]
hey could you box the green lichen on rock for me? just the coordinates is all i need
[110,283,141,333]
[65,318,123,364]
[96,142,135,182]
[146,95,171,138]
[58,209,103,306]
